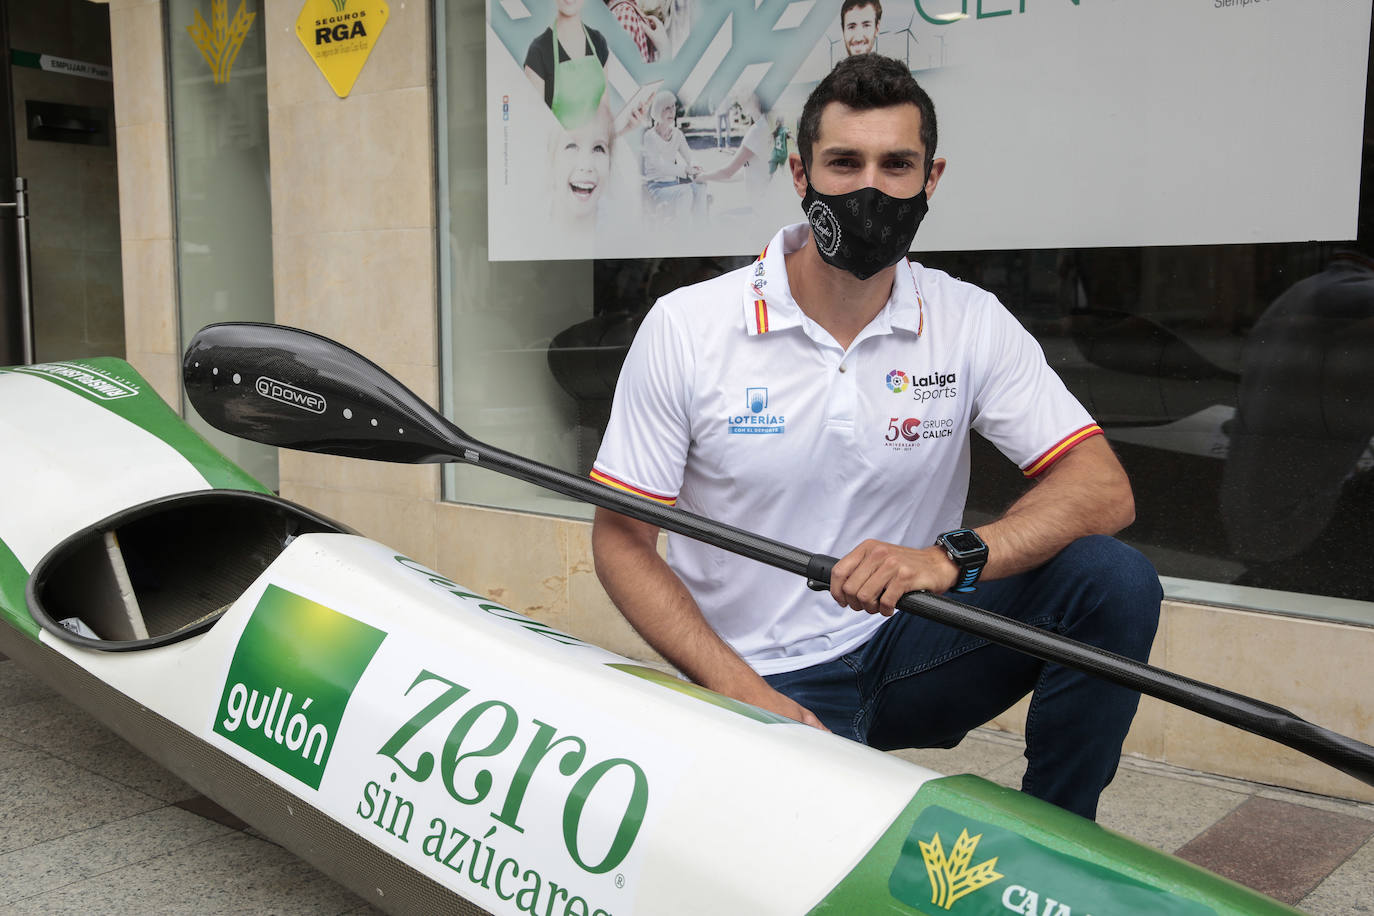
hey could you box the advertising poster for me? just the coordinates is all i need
[486,0,1372,260]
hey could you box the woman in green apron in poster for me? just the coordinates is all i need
[524,0,610,129]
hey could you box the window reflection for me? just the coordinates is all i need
[918,243,1373,607]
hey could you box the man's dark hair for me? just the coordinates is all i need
[840,0,882,26]
[798,53,936,177]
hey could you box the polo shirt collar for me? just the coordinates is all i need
[741,223,925,339]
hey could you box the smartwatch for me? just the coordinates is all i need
[935,528,988,593]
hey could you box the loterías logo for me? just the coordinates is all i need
[886,370,910,393]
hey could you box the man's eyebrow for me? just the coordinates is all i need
[816,145,923,160]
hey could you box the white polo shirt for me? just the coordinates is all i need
[592,223,1101,675]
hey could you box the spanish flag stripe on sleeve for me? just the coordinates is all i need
[754,298,769,334]
[589,469,678,506]
[1022,424,1104,478]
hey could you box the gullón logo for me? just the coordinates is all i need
[807,200,842,257]
[215,586,386,789]
[256,375,327,414]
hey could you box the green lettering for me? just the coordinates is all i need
[493,719,587,834]
[378,670,470,782]
[423,817,449,859]
[442,826,471,873]
[915,0,965,25]
[544,883,569,916]
[495,858,520,900]
[977,0,1012,17]
[442,699,519,805]
[516,869,543,914]
[479,603,588,647]
[563,758,649,874]
[355,780,379,820]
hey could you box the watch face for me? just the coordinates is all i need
[944,530,984,554]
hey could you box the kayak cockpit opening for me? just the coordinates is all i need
[26,490,344,651]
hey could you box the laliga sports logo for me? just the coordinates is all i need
[807,200,842,257]
[257,376,327,414]
[886,369,910,393]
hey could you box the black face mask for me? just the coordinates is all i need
[801,168,929,281]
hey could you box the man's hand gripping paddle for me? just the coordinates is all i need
[183,321,1374,789]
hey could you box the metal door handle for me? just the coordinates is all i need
[0,177,34,364]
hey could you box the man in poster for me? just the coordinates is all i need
[590,54,1161,820]
[840,0,880,56]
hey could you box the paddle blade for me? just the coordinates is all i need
[184,322,462,463]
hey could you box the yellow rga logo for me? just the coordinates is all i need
[188,0,256,84]
[919,828,1004,910]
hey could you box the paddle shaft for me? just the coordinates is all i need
[452,424,1374,788]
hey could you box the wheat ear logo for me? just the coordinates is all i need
[188,0,256,84]
[331,0,348,10]
[919,829,1003,910]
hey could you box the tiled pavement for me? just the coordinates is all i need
[1,656,1371,914]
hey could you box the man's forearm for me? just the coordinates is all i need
[978,434,1135,581]
[591,508,763,694]
[830,435,1136,615]
[591,508,832,730]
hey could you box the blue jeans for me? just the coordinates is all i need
[764,535,1161,820]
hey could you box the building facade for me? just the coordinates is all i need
[5,0,1371,800]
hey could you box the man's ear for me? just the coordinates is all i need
[789,152,809,199]
[924,157,947,199]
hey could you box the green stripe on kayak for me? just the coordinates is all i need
[0,536,39,640]
[1,359,269,494]
[608,663,794,724]
[809,774,1301,915]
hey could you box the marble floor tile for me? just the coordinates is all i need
[0,807,232,904]
[54,736,199,805]
[1175,795,1374,905]
[1093,765,1249,854]
[0,832,366,916]
[1299,835,1374,916]
[0,745,164,856]
[0,695,116,757]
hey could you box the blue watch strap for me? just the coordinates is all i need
[952,564,983,593]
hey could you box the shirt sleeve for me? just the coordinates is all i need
[591,301,692,505]
[523,31,554,107]
[742,121,771,159]
[590,27,609,65]
[967,295,1102,478]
